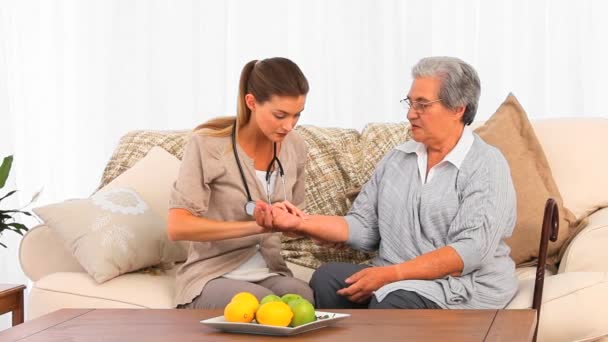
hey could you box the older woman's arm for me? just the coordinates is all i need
[336,246,464,303]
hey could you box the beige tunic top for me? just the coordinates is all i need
[169,130,307,307]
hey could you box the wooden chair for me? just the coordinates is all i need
[532,198,560,342]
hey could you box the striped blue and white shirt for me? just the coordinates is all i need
[345,127,518,309]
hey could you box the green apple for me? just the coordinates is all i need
[260,294,282,305]
[288,298,316,327]
[280,293,303,305]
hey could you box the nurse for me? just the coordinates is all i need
[167,57,313,309]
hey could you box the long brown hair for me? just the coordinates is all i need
[195,57,309,136]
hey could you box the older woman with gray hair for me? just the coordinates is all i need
[255,56,517,310]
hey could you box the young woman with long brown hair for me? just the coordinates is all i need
[168,57,313,309]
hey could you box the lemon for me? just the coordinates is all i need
[224,301,255,323]
[256,301,293,327]
[230,292,260,312]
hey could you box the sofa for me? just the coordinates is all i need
[19,99,608,341]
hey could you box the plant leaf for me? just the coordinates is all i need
[0,190,17,203]
[0,209,32,216]
[0,155,13,189]
[8,222,28,232]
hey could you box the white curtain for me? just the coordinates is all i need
[0,0,607,324]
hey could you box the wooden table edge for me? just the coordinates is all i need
[0,309,93,341]
[484,309,537,341]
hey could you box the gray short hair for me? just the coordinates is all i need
[411,57,480,125]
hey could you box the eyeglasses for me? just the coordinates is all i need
[400,98,442,113]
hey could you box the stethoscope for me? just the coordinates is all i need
[232,123,287,216]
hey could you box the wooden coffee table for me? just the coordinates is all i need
[0,308,536,341]
[0,284,26,327]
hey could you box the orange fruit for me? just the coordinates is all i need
[224,301,255,323]
[255,301,293,327]
[230,292,260,312]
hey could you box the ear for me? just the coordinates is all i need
[245,94,256,112]
[453,105,466,122]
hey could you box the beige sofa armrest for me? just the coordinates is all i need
[559,207,608,273]
[19,224,85,281]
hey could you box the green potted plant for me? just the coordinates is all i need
[0,155,36,248]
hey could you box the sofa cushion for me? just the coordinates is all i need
[103,146,188,262]
[559,207,608,273]
[104,146,179,223]
[532,118,608,220]
[34,187,175,283]
[29,270,176,319]
[507,272,608,342]
[474,94,575,266]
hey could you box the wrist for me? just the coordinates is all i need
[293,216,306,234]
[388,265,402,283]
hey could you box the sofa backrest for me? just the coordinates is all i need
[21,117,608,278]
[531,118,608,220]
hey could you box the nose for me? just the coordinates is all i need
[283,118,297,132]
[406,107,418,120]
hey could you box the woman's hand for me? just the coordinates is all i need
[273,200,307,218]
[253,201,275,233]
[269,205,303,233]
[336,266,397,303]
[254,200,303,233]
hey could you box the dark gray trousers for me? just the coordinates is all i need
[310,262,441,309]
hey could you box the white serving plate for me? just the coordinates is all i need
[201,311,350,336]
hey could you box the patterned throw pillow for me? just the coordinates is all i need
[280,124,411,269]
[34,187,173,283]
[282,126,373,269]
[99,130,189,190]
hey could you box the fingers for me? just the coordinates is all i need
[273,202,288,211]
[345,269,366,284]
[263,204,273,229]
[348,292,371,304]
[336,283,357,297]
[253,203,267,228]
[337,282,371,304]
[282,201,306,218]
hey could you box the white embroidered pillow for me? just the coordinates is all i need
[34,187,171,283]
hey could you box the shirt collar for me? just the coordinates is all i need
[395,126,474,169]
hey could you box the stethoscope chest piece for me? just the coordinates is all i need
[244,201,256,216]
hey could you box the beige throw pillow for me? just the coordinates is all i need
[103,146,187,263]
[34,187,171,283]
[474,94,575,266]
